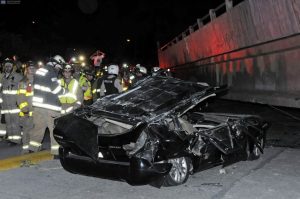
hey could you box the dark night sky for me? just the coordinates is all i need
[0,0,234,65]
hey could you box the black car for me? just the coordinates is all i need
[53,73,268,187]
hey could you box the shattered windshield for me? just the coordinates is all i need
[91,76,210,117]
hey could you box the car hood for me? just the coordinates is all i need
[82,75,223,120]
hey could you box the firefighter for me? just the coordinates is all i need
[0,58,23,144]
[82,68,94,105]
[130,64,148,87]
[151,67,160,76]
[0,61,5,139]
[12,55,23,74]
[135,64,148,79]
[151,67,172,77]
[92,69,107,102]
[17,61,36,153]
[78,68,91,105]
[29,55,66,155]
[59,64,82,114]
[100,64,123,97]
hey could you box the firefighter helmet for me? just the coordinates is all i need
[139,66,147,74]
[136,64,147,74]
[108,64,119,75]
[84,68,95,76]
[53,55,65,64]
[2,58,14,73]
[50,55,65,69]
[3,58,14,67]
[152,67,160,72]
[62,64,74,73]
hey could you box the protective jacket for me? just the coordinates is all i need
[0,71,23,143]
[59,78,82,114]
[79,74,92,101]
[100,75,122,96]
[17,78,34,117]
[32,64,65,112]
[92,75,105,102]
[0,71,23,114]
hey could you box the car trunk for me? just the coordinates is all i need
[54,112,145,161]
[54,114,99,160]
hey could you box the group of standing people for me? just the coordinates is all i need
[0,55,126,156]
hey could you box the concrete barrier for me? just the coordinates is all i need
[158,0,300,108]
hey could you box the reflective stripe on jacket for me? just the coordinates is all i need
[17,79,34,117]
[79,75,92,101]
[0,71,23,112]
[84,81,92,100]
[32,64,64,111]
[58,78,80,104]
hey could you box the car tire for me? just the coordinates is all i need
[247,135,265,161]
[163,157,191,186]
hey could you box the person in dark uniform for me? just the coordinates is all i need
[100,64,122,97]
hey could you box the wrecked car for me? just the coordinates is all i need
[53,72,268,187]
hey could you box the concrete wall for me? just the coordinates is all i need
[158,0,300,108]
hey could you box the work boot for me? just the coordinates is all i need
[28,145,41,153]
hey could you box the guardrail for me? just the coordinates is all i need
[159,0,244,51]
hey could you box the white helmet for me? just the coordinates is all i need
[108,64,119,75]
[152,67,160,72]
[62,64,74,72]
[139,66,147,74]
[53,55,65,64]
[50,55,65,69]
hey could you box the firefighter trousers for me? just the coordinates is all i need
[19,116,34,152]
[29,108,60,155]
[0,114,6,138]
[5,113,22,144]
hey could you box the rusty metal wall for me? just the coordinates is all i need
[158,0,300,108]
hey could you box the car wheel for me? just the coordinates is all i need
[247,135,265,161]
[163,157,191,186]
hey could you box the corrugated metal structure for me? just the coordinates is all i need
[158,0,300,108]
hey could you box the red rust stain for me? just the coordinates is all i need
[245,58,254,75]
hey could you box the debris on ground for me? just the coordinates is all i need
[219,168,227,174]
[20,160,37,167]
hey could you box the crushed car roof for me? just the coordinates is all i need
[90,75,222,118]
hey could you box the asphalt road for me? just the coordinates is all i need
[0,147,299,199]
